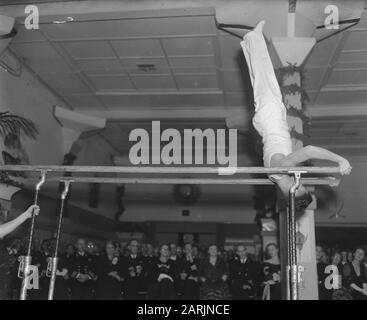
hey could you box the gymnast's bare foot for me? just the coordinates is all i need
[254,20,265,33]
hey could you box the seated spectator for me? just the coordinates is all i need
[341,250,348,267]
[147,244,177,300]
[199,244,229,300]
[343,247,367,300]
[230,244,260,300]
[330,251,352,300]
[95,241,124,300]
[316,245,331,300]
[123,239,147,299]
[261,243,281,300]
[177,243,200,299]
[69,239,96,300]
[177,246,183,258]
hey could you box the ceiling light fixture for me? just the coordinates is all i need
[52,17,74,24]
[137,64,156,72]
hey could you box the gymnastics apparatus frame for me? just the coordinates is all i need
[0,165,342,301]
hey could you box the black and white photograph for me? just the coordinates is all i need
[0,0,366,305]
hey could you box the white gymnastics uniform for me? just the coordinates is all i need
[240,29,292,168]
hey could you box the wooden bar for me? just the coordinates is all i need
[0,165,341,175]
[49,176,340,186]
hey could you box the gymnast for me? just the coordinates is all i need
[241,21,352,209]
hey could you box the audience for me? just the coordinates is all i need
[317,245,367,300]
[1,235,367,300]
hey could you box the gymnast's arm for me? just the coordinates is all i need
[0,205,39,239]
[282,145,352,175]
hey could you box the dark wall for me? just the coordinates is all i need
[316,226,367,249]
[10,189,117,240]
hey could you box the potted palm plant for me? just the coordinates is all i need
[0,111,38,200]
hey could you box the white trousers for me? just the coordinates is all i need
[241,29,292,167]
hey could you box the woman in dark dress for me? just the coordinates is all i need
[146,244,177,300]
[95,241,124,300]
[199,244,230,300]
[343,247,367,300]
[261,243,281,300]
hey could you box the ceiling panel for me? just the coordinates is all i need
[341,121,367,131]
[308,136,334,146]
[61,41,115,59]
[343,31,367,50]
[90,75,134,91]
[175,74,219,90]
[10,41,74,73]
[75,59,124,75]
[172,67,217,75]
[40,72,91,95]
[63,94,104,110]
[219,35,243,69]
[338,51,367,63]
[225,92,250,107]
[130,75,176,90]
[121,57,169,70]
[169,56,216,68]
[330,134,366,145]
[306,91,318,103]
[309,117,367,152]
[99,93,224,108]
[309,119,342,131]
[26,57,73,74]
[162,37,214,56]
[303,68,325,90]
[222,70,251,92]
[315,91,367,106]
[328,69,367,85]
[306,33,342,68]
[334,61,367,69]
[110,39,164,58]
[12,27,46,43]
[11,41,61,61]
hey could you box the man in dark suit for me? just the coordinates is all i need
[69,238,96,300]
[229,244,260,300]
[176,243,200,299]
[123,239,147,299]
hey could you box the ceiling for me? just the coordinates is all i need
[2,0,367,157]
